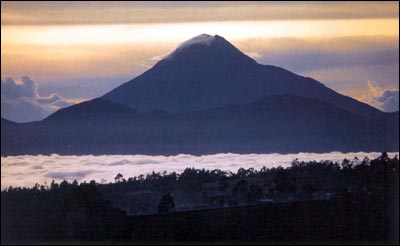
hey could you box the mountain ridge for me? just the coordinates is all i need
[103,34,383,119]
[2,34,397,156]
[2,94,398,156]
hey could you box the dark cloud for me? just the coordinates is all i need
[108,159,133,166]
[46,170,98,180]
[31,165,44,170]
[134,159,160,165]
[1,75,38,99]
[7,161,30,167]
[105,158,160,166]
[1,75,72,122]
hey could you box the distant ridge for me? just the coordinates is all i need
[1,34,397,156]
[44,98,136,122]
[2,94,398,156]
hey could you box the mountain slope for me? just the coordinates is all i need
[2,95,397,156]
[2,34,396,156]
[103,34,383,119]
[44,98,137,122]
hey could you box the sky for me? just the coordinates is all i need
[1,1,399,122]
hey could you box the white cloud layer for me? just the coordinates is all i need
[1,75,72,122]
[1,152,398,189]
[363,81,399,112]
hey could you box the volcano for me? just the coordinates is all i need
[103,34,383,119]
[1,34,398,156]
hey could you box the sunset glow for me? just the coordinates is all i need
[1,1,399,119]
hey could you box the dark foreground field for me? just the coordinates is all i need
[127,197,398,244]
[1,197,398,244]
[1,154,398,244]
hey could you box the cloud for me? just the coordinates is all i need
[7,161,30,167]
[108,159,133,166]
[151,53,170,61]
[239,37,399,74]
[37,94,61,104]
[46,170,99,180]
[1,152,399,189]
[244,52,262,60]
[236,36,399,98]
[31,165,44,170]
[1,75,73,122]
[2,2,398,25]
[1,75,38,98]
[363,81,399,112]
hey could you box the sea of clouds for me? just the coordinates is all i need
[1,152,398,189]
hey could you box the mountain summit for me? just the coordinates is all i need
[103,34,382,118]
[163,34,256,65]
[2,34,398,155]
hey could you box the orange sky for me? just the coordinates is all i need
[1,1,399,115]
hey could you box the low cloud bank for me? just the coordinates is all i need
[1,152,398,189]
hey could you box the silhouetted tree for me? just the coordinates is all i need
[380,152,389,160]
[219,178,229,191]
[50,180,59,190]
[157,192,175,214]
[302,182,319,198]
[114,173,124,183]
[274,171,291,191]
[59,180,69,190]
[232,179,248,194]
[2,155,399,243]
[341,158,352,169]
[248,184,263,202]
